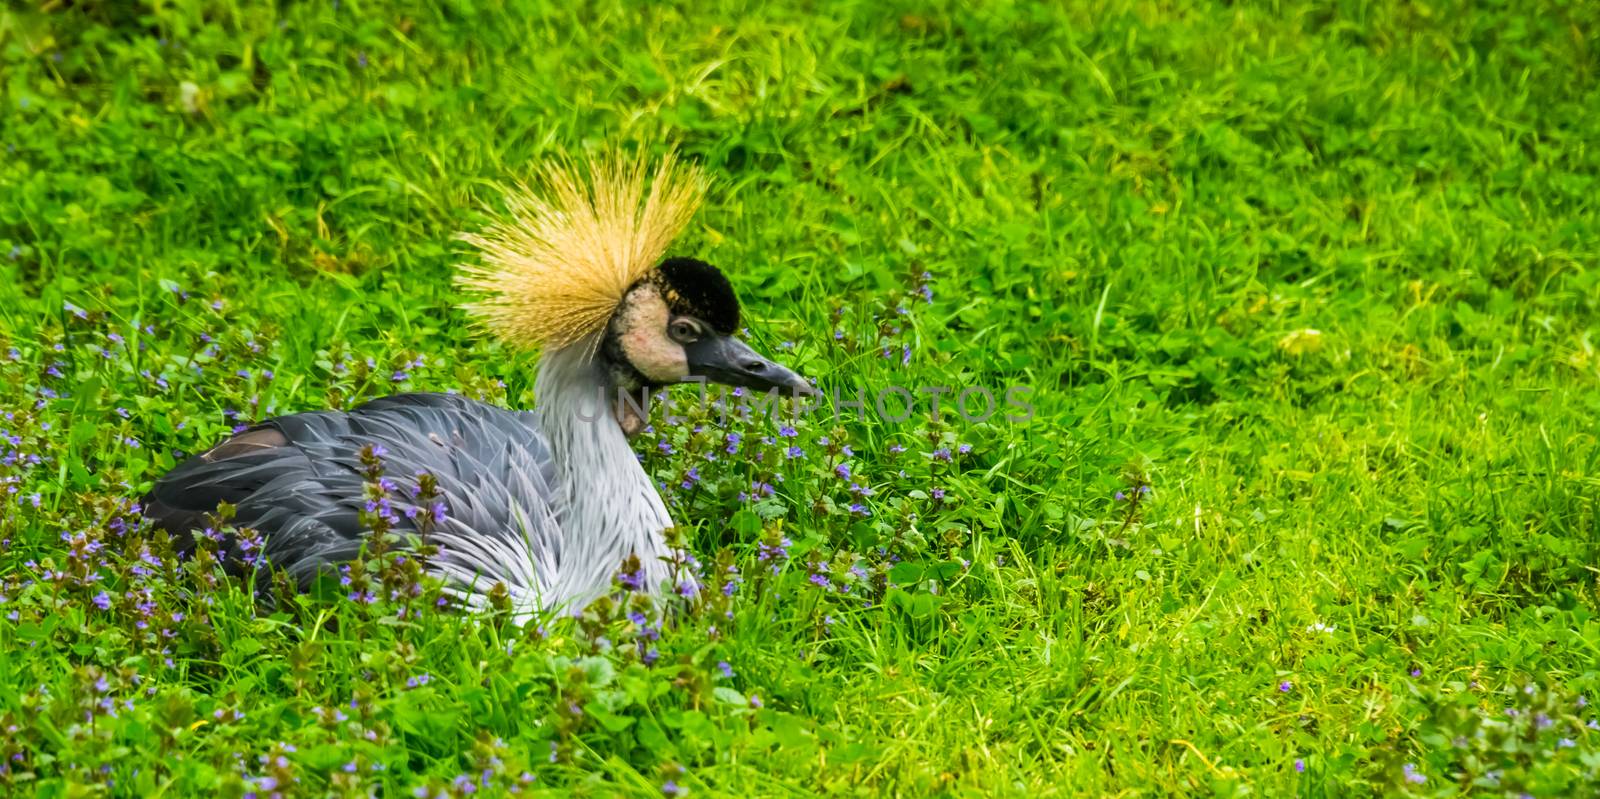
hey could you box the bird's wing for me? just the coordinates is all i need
[143,393,566,600]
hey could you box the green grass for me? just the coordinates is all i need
[2,0,1599,795]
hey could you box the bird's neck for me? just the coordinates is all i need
[534,341,675,603]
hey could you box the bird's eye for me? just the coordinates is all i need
[669,319,700,343]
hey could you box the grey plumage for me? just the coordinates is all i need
[144,343,675,618]
[144,393,564,607]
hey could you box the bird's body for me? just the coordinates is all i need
[144,342,677,616]
[143,149,813,616]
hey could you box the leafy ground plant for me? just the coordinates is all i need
[2,0,1599,796]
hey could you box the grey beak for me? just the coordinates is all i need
[684,335,817,396]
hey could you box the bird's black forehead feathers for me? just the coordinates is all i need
[651,257,741,334]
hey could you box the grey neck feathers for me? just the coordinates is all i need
[534,340,676,608]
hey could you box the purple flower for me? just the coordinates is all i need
[617,568,644,591]
[93,591,110,610]
[1294,758,1305,773]
[749,694,763,708]
[717,661,734,679]
[1278,681,1292,693]
[1402,763,1425,785]
[757,537,791,562]
[662,779,683,797]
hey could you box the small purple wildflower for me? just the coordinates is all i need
[617,567,644,591]
[1402,763,1425,785]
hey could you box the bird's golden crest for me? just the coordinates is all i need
[455,148,706,352]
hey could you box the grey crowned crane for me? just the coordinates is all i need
[142,150,814,618]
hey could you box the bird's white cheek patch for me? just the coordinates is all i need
[617,291,689,383]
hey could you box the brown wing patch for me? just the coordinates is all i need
[200,427,289,463]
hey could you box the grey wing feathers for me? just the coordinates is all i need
[143,393,567,601]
